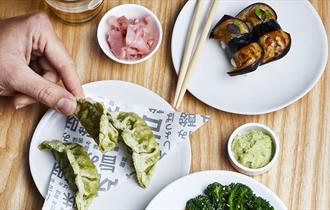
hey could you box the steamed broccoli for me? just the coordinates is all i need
[227,183,252,210]
[186,195,213,210]
[244,195,275,210]
[226,183,274,210]
[204,182,227,209]
[186,182,274,210]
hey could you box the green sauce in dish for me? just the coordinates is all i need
[232,130,273,169]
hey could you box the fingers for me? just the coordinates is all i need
[30,13,83,97]
[1,12,83,115]
[13,94,35,109]
[0,89,16,96]
[29,61,42,74]
[0,84,15,96]
[13,69,60,109]
[41,29,84,97]
[10,65,77,116]
[38,57,60,82]
[43,70,60,83]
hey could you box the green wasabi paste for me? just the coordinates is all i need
[232,130,273,169]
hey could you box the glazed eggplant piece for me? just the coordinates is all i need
[249,20,291,64]
[228,42,263,76]
[236,3,277,29]
[210,15,263,76]
[210,15,250,45]
[225,33,254,58]
[237,3,291,64]
[258,30,291,64]
[251,20,291,64]
[252,19,281,38]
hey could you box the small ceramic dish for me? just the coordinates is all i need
[227,123,280,176]
[97,4,163,64]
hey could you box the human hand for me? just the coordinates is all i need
[0,12,83,115]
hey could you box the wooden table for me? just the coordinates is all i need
[0,0,329,209]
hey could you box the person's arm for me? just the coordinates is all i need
[0,12,83,115]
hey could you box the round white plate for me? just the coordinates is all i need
[29,80,191,209]
[146,170,287,210]
[172,0,328,115]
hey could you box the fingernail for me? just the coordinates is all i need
[56,98,76,115]
[15,104,28,110]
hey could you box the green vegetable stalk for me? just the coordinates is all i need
[186,182,274,210]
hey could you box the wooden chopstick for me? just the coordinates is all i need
[174,0,220,109]
[173,0,204,107]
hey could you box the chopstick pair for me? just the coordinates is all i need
[173,0,219,109]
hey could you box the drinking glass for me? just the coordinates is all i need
[45,0,104,23]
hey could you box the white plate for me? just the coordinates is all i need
[172,0,328,115]
[29,80,191,209]
[146,170,287,210]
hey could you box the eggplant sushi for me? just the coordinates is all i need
[211,15,263,76]
[210,3,291,76]
[236,3,277,29]
[236,3,291,64]
[210,15,250,44]
[258,27,291,64]
[228,42,263,76]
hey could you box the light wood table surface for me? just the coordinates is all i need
[0,0,329,209]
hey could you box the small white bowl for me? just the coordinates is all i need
[227,123,280,176]
[97,4,163,64]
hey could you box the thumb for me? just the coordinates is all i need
[10,65,77,115]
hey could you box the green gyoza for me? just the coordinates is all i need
[109,112,160,188]
[39,140,99,210]
[75,98,119,153]
[75,98,160,188]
